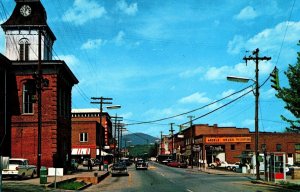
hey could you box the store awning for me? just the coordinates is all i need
[71,148,90,155]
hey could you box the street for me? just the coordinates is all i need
[85,162,297,192]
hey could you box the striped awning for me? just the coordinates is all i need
[71,148,90,155]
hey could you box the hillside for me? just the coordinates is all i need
[121,133,159,146]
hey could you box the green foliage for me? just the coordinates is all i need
[276,41,300,132]
[128,144,157,158]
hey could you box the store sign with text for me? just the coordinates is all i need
[205,137,251,143]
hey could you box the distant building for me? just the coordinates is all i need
[71,109,113,162]
[0,0,78,169]
[170,124,300,166]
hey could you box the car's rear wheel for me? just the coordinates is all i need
[211,165,215,169]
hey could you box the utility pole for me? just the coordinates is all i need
[160,131,163,155]
[243,48,271,180]
[111,115,123,163]
[187,116,194,168]
[37,30,42,177]
[169,123,174,158]
[91,97,112,170]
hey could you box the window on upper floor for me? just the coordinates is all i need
[80,133,88,142]
[19,38,30,61]
[246,144,251,150]
[231,144,235,150]
[22,80,36,114]
[276,144,282,152]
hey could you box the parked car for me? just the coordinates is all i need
[82,158,96,167]
[71,159,79,171]
[162,158,172,165]
[167,161,188,168]
[209,161,232,170]
[135,159,148,170]
[2,158,37,179]
[230,162,241,172]
[120,158,132,166]
[111,162,129,177]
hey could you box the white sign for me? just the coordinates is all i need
[48,168,64,176]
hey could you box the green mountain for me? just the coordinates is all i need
[121,133,159,147]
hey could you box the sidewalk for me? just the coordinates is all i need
[187,166,300,188]
[2,166,110,191]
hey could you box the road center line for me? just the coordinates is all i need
[186,189,194,192]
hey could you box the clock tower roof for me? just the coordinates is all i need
[1,0,56,41]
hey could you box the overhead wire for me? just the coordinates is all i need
[126,84,254,126]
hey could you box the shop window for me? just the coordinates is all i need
[276,144,282,152]
[261,144,266,151]
[246,144,251,150]
[80,133,88,142]
[295,144,300,150]
[231,144,235,150]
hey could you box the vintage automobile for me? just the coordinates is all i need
[209,161,233,170]
[167,161,188,168]
[135,159,148,170]
[2,158,37,179]
[111,162,129,177]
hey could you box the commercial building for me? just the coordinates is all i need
[168,124,300,166]
[71,109,113,162]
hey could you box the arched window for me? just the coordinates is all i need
[19,38,30,61]
[23,80,36,114]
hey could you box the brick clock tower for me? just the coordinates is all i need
[1,0,78,169]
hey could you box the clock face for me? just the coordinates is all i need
[20,5,31,17]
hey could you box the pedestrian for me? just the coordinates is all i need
[88,159,92,171]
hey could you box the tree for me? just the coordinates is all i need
[276,41,300,132]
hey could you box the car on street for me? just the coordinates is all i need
[135,159,148,170]
[229,162,241,172]
[111,162,129,177]
[167,161,188,168]
[2,158,37,179]
[209,161,232,170]
[120,157,132,166]
[162,158,172,165]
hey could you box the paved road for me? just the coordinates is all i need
[85,162,298,192]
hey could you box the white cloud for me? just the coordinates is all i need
[116,0,138,16]
[57,54,80,67]
[113,31,125,46]
[227,35,245,54]
[179,92,211,104]
[242,119,254,127]
[81,38,106,50]
[62,0,107,25]
[228,21,300,55]
[234,6,258,20]
[179,67,204,78]
[261,88,276,99]
[204,66,230,80]
[219,122,235,127]
[221,89,236,98]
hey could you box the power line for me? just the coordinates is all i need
[126,84,253,126]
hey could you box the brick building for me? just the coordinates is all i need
[71,109,113,162]
[0,0,78,168]
[0,54,12,156]
[170,124,300,166]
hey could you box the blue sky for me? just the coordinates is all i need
[1,0,300,138]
